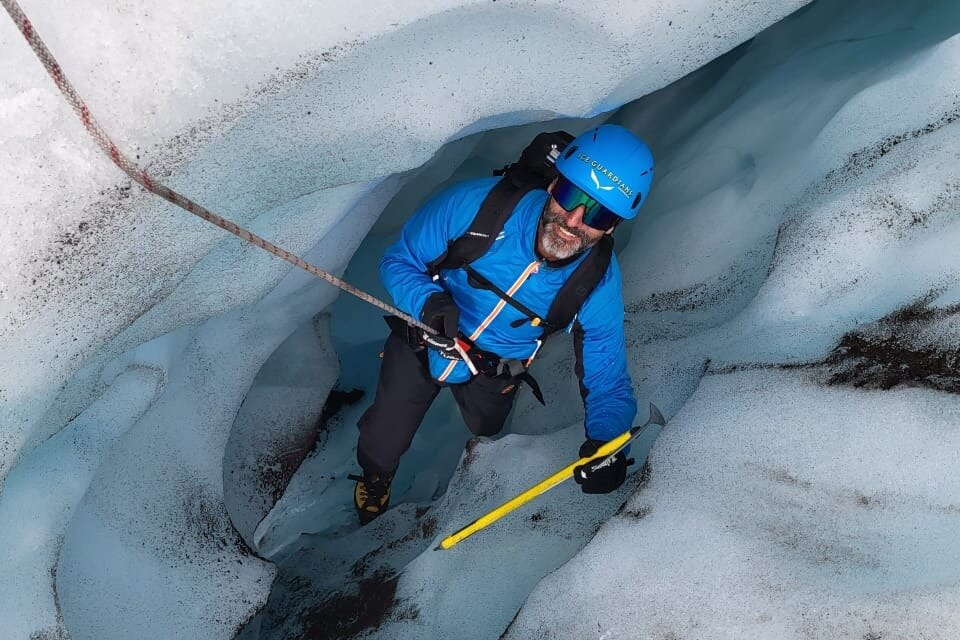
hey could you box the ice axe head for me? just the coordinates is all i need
[645,402,666,428]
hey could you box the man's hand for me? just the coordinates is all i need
[573,439,632,494]
[421,292,461,359]
[421,292,460,338]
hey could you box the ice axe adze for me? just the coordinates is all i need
[436,402,666,550]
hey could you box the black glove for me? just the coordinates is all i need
[421,292,459,338]
[420,292,461,358]
[573,439,633,494]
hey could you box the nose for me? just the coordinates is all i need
[563,205,587,229]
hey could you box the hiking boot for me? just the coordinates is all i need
[348,471,394,525]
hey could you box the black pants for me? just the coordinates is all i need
[356,332,520,475]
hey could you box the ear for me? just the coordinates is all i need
[546,176,558,194]
[604,227,615,236]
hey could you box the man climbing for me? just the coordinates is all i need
[350,124,655,525]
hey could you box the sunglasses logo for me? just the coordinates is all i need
[577,153,633,198]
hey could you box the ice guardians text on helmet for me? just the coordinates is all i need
[574,153,634,198]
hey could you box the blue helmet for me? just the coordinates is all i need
[554,124,654,221]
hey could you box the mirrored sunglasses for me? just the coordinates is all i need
[551,175,622,231]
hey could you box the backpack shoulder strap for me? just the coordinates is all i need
[426,130,574,276]
[426,171,540,275]
[541,234,614,339]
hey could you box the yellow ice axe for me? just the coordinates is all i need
[437,403,665,550]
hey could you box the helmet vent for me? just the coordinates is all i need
[632,192,643,209]
[563,145,578,160]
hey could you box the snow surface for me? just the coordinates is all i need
[507,368,960,639]
[4,0,960,638]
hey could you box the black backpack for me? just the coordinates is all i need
[425,131,614,340]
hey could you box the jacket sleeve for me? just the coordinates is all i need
[572,256,638,442]
[379,181,484,320]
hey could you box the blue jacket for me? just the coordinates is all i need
[380,177,637,442]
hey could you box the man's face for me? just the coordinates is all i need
[536,182,610,261]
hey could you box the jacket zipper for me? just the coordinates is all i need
[438,259,541,382]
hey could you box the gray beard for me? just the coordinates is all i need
[537,208,598,260]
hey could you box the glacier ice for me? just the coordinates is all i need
[3,0,960,638]
[504,369,960,639]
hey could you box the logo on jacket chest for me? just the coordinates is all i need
[466,231,506,241]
